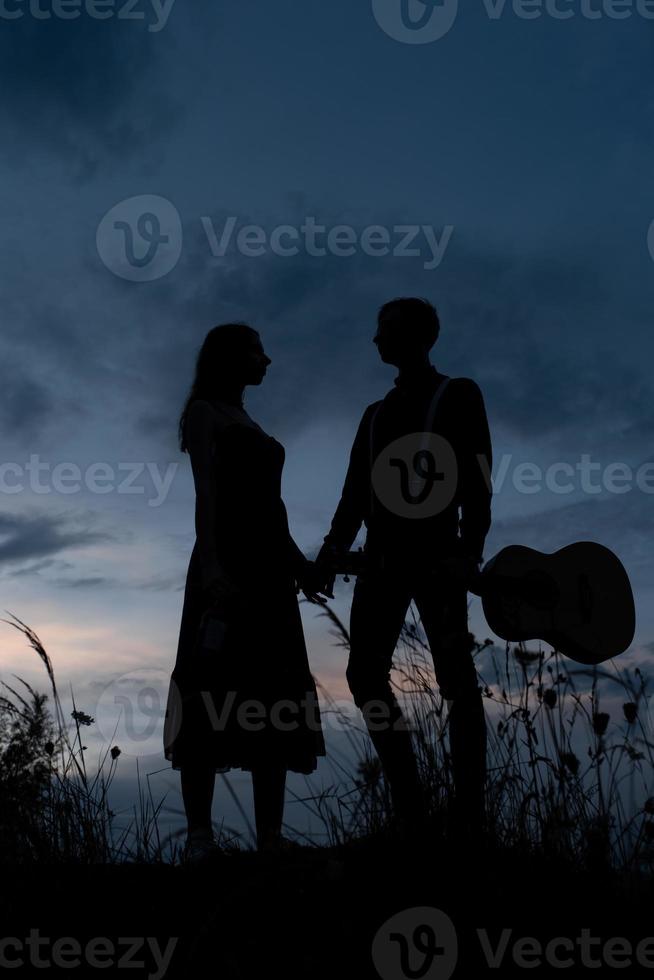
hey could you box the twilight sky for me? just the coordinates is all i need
[1,0,653,845]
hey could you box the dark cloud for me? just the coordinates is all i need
[8,557,62,576]
[136,574,184,592]
[2,196,651,472]
[6,556,182,591]
[487,491,654,589]
[121,213,654,456]
[55,575,108,588]
[0,510,113,565]
[0,11,180,174]
[0,357,54,440]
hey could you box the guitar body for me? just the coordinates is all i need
[479,542,636,665]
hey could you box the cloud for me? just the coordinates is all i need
[0,197,651,624]
[0,509,114,566]
[1,184,651,459]
[0,357,54,441]
[55,575,109,588]
[487,490,654,588]
[5,556,183,591]
[103,204,651,459]
[0,14,180,175]
[9,558,63,576]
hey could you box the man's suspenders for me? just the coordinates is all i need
[422,376,451,448]
[368,375,452,515]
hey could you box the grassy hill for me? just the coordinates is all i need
[1,610,654,976]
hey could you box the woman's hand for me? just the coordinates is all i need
[295,560,330,605]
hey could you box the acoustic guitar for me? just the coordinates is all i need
[472,542,636,666]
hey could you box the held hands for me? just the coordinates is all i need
[312,542,344,600]
[201,552,482,607]
[295,560,331,605]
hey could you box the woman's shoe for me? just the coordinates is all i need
[183,829,223,865]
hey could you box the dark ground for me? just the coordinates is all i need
[2,831,653,978]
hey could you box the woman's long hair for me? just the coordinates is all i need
[178,322,257,453]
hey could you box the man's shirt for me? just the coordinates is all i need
[323,365,492,564]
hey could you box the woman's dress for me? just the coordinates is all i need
[163,399,326,774]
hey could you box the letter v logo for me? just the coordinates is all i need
[372,0,459,44]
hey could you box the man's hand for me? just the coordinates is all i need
[466,558,484,596]
[462,556,482,592]
[314,542,345,600]
[436,555,483,592]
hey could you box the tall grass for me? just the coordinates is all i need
[1,607,653,875]
[0,613,177,864]
[299,602,654,875]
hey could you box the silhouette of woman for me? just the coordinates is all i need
[163,323,327,857]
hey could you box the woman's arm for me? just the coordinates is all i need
[279,500,327,604]
[289,534,311,577]
[278,500,309,573]
[185,400,232,593]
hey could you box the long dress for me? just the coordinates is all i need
[163,399,327,774]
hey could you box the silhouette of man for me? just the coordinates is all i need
[317,297,492,841]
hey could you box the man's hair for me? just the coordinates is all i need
[378,297,440,349]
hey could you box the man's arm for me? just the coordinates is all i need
[456,379,492,564]
[319,403,377,557]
